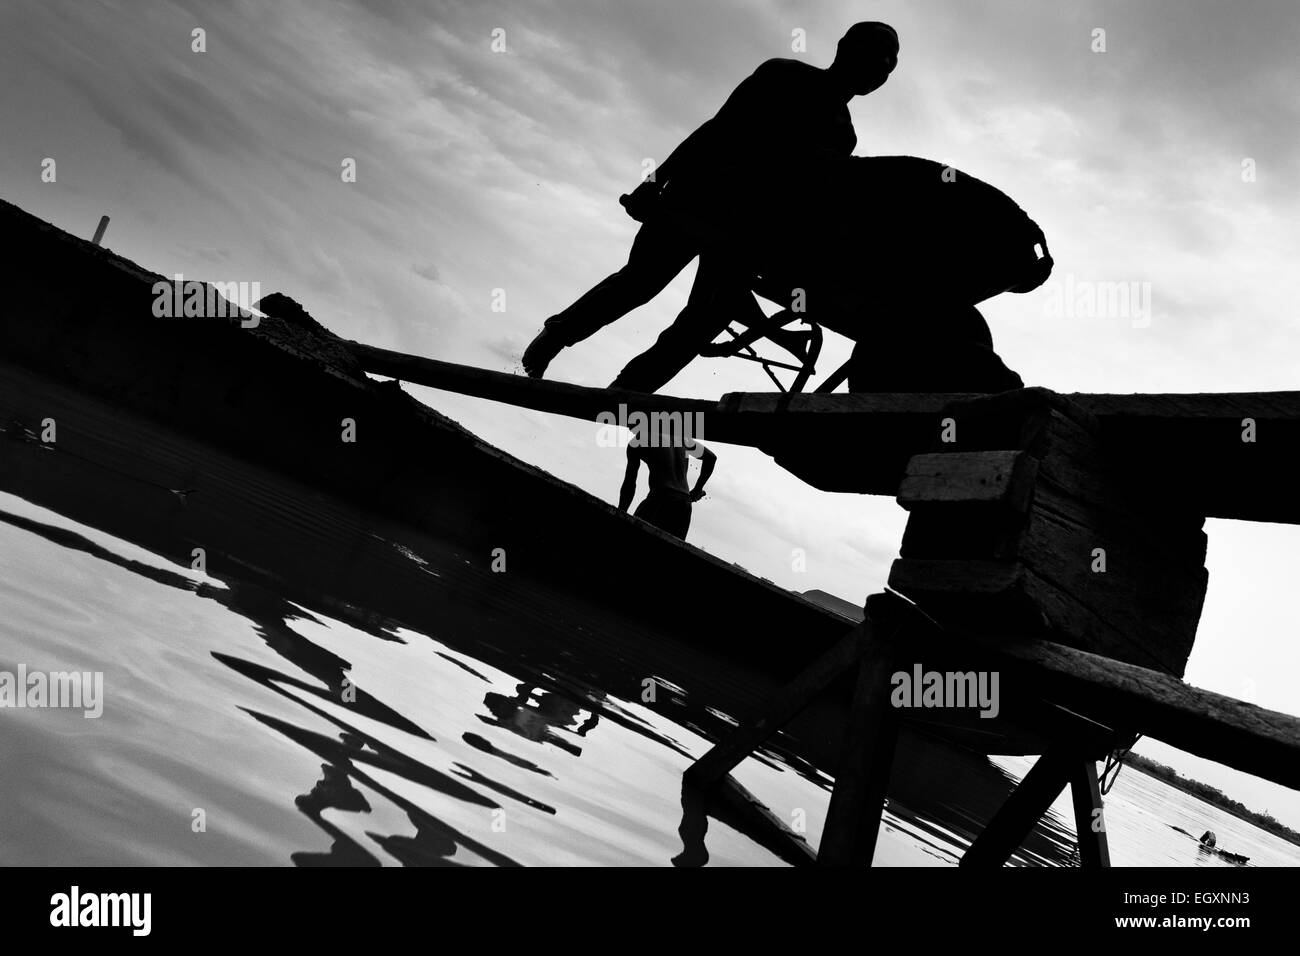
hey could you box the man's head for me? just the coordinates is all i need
[831,21,899,96]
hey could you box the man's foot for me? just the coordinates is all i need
[521,325,564,378]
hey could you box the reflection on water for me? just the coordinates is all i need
[481,685,600,757]
[0,488,798,866]
[1,378,1297,867]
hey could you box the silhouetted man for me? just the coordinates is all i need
[619,431,717,541]
[522,22,900,387]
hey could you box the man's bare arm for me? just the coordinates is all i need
[623,118,724,219]
[689,446,717,502]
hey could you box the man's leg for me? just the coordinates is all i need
[522,219,698,377]
[610,254,758,393]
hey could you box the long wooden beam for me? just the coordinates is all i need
[349,341,721,429]
[1006,641,1300,789]
[348,345,1300,523]
[886,597,1300,791]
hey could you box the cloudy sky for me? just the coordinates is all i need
[3,0,1299,829]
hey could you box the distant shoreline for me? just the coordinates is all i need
[1126,753,1300,849]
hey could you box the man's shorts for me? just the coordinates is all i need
[634,489,693,540]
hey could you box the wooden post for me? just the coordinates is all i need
[960,749,1073,868]
[817,622,899,866]
[1070,760,1111,867]
[91,215,110,246]
[684,594,908,867]
[685,623,867,787]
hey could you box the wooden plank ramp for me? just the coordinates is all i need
[348,345,1300,524]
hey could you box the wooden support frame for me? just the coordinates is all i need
[685,623,870,788]
[684,585,1300,867]
[684,597,902,866]
[682,589,1142,868]
[958,752,1113,869]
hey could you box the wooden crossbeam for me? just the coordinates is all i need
[960,749,1075,868]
